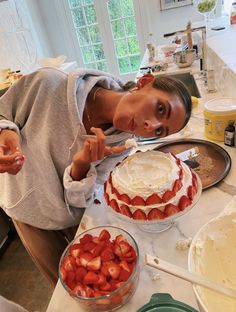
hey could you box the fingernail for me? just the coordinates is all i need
[15,155,25,161]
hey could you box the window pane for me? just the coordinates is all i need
[124,17,136,36]
[118,57,130,74]
[120,0,134,17]
[93,44,105,61]
[115,39,128,57]
[108,0,122,20]
[111,20,125,39]
[83,0,94,5]
[81,46,94,63]
[88,25,101,44]
[68,0,82,9]
[86,62,96,68]
[76,27,90,45]
[127,37,139,54]
[71,8,85,27]
[97,61,108,72]
[130,55,140,72]
[84,5,96,25]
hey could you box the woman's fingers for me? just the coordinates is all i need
[90,127,106,159]
[104,145,127,156]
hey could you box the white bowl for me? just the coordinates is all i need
[188,212,236,312]
[161,44,178,57]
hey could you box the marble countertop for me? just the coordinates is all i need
[46,25,236,311]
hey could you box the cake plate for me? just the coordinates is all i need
[107,174,202,233]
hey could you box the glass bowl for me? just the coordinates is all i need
[105,171,202,233]
[196,0,217,21]
[59,226,140,312]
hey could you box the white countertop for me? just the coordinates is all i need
[46,22,236,312]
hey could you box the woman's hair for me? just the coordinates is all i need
[152,76,192,129]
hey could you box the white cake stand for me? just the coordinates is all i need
[107,174,202,233]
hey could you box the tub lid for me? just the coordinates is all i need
[137,293,198,312]
[205,97,236,114]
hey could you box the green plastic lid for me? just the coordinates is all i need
[137,293,198,312]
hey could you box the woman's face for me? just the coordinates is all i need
[113,84,187,138]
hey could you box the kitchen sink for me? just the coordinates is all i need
[157,72,201,98]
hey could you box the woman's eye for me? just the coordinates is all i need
[155,127,163,136]
[158,104,165,114]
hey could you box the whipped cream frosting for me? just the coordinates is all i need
[106,151,194,212]
[191,213,236,311]
[112,151,179,198]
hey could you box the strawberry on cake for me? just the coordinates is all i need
[104,150,199,221]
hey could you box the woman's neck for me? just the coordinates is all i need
[84,87,126,133]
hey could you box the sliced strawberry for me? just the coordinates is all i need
[119,204,132,218]
[162,190,175,203]
[73,283,84,296]
[83,271,99,284]
[192,172,198,189]
[107,262,121,279]
[119,260,130,272]
[97,272,107,286]
[80,233,93,245]
[133,209,147,220]
[85,285,95,298]
[101,265,110,277]
[67,281,76,290]
[164,203,180,217]
[119,269,131,282]
[145,193,162,205]
[113,244,122,258]
[131,196,145,206]
[119,194,131,204]
[172,179,183,193]
[119,241,131,256]
[83,241,97,252]
[59,267,67,281]
[67,271,76,283]
[75,257,81,266]
[87,256,101,271]
[178,195,192,211]
[115,234,126,244]
[187,185,197,200]
[92,241,105,256]
[99,281,111,291]
[62,255,77,272]
[104,192,110,205]
[109,199,119,212]
[147,208,165,220]
[80,252,94,267]
[75,267,87,282]
[100,247,115,262]
[121,247,137,263]
[99,229,111,241]
[179,168,183,179]
[69,243,84,258]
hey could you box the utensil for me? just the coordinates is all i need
[145,254,236,299]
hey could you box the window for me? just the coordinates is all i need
[67,0,142,79]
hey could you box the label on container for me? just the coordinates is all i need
[225,131,235,146]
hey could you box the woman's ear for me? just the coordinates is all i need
[136,73,155,89]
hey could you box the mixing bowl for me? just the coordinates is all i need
[188,212,236,312]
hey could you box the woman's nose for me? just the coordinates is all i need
[144,119,162,132]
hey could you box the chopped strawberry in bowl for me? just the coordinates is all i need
[59,226,139,311]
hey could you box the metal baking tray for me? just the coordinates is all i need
[154,138,231,190]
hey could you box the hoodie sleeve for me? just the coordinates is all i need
[63,163,97,208]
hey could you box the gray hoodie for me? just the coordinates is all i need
[0,67,131,229]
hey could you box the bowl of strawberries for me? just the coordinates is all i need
[59,226,139,311]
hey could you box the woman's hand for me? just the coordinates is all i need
[70,127,126,181]
[0,130,25,175]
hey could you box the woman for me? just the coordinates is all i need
[0,68,191,286]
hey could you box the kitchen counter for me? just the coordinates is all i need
[46,22,236,312]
